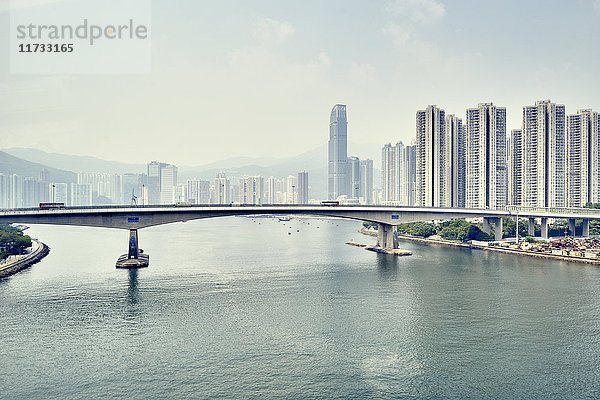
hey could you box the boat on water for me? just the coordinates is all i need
[278,217,292,222]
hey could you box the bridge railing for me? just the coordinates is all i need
[505,205,600,216]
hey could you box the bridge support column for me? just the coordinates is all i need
[583,219,590,237]
[377,223,398,250]
[128,229,139,258]
[568,219,576,237]
[482,218,492,235]
[528,218,536,236]
[116,229,149,269]
[492,217,503,241]
[541,218,549,239]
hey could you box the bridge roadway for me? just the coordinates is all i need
[1,204,599,267]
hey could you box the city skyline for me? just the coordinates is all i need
[2,1,600,165]
[2,97,600,208]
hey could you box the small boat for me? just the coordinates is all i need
[279,217,292,222]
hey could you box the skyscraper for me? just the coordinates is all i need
[160,164,177,204]
[328,104,349,200]
[239,176,265,205]
[266,176,276,204]
[465,103,507,209]
[147,161,164,205]
[297,171,309,204]
[509,129,523,205]
[381,142,406,204]
[70,183,92,206]
[359,159,373,204]
[404,144,417,206]
[214,172,230,204]
[348,156,361,199]
[286,175,296,204]
[566,109,600,207]
[416,105,446,207]
[445,114,466,208]
[522,100,566,208]
[186,179,210,204]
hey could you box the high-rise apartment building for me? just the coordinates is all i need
[297,171,309,204]
[348,156,361,199]
[77,172,123,204]
[445,114,466,207]
[52,183,68,205]
[416,105,447,207]
[239,176,265,205]
[70,183,92,206]
[509,129,523,205]
[404,145,417,206]
[266,176,276,204]
[522,100,566,208]
[465,103,507,209]
[160,164,177,204]
[186,179,210,204]
[566,109,600,207]
[147,161,164,205]
[146,161,178,205]
[359,159,373,204]
[286,175,296,204]
[214,172,230,204]
[381,142,406,204]
[328,104,349,200]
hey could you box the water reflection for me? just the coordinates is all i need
[127,268,139,305]
[376,254,399,280]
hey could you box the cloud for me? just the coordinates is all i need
[382,24,411,45]
[254,17,295,46]
[385,0,446,24]
[382,0,445,47]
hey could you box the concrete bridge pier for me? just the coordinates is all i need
[482,218,491,235]
[377,223,398,250]
[541,218,549,239]
[483,217,503,241]
[528,218,536,236]
[116,229,149,269]
[568,219,577,237]
[583,219,590,237]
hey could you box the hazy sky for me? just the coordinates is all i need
[1,0,600,165]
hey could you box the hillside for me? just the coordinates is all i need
[0,151,76,183]
[3,148,145,174]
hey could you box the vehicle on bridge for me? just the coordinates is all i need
[321,201,340,206]
[39,202,65,209]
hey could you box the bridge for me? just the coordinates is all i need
[1,204,599,267]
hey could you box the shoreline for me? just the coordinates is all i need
[0,239,50,279]
[359,227,600,265]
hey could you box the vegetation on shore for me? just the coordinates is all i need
[0,224,32,260]
[363,220,492,242]
[363,216,600,242]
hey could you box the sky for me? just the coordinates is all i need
[1,0,600,165]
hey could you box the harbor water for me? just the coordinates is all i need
[1,217,599,399]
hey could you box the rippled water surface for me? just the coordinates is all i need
[1,217,600,399]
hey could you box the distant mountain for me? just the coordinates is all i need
[3,147,145,174]
[3,142,383,199]
[178,145,329,198]
[0,151,76,183]
[183,156,284,170]
[179,143,382,200]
